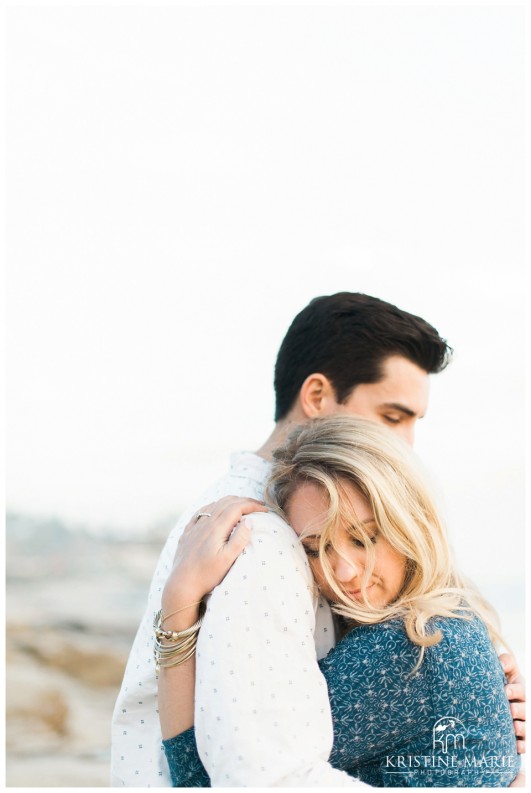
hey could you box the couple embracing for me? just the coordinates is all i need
[113,293,525,787]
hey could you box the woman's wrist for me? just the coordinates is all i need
[161,588,204,631]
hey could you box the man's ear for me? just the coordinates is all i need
[299,374,339,418]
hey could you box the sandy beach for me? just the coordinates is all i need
[6,513,168,787]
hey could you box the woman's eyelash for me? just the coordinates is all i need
[303,542,331,558]
[304,535,376,557]
[351,535,377,547]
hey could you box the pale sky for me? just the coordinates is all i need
[6,3,525,650]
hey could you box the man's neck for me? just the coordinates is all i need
[254,416,304,461]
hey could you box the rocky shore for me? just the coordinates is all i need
[6,513,170,787]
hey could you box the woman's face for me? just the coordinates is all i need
[286,480,407,608]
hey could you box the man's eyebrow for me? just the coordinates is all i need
[381,402,420,418]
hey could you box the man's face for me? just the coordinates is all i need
[331,355,430,446]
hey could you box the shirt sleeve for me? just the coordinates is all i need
[194,511,366,787]
[162,728,210,788]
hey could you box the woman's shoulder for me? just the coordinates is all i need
[326,614,496,673]
[424,613,502,674]
[427,613,493,652]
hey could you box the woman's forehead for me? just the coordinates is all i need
[287,479,375,537]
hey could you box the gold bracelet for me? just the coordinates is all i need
[154,633,199,670]
[161,600,203,625]
[153,601,206,672]
[155,641,198,670]
[153,601,206,641]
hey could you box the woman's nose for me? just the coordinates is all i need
[331,551,361,583]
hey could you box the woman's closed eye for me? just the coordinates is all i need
[350,533,378,548]
[303,542,330,558]
[303,535,376,556]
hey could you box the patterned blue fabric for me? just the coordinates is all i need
[163,728,210,788]
[163,615,519,787]
[323,616,519,786]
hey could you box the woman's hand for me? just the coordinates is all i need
[162,496,268,615]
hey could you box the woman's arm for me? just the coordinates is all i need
[157,496,266,741]
[320,617,521,787]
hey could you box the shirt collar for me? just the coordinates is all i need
[229,451,271,482]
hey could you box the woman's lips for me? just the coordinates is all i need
[347,583,375,598]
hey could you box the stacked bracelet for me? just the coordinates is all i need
[153,601,206,672]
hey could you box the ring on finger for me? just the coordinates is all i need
[195,512,212,521]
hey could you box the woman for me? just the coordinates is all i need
[157,416,520,786]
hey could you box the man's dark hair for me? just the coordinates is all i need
[274,292,452,421]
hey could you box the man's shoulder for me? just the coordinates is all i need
[191,453,270,504]
[183,453,269,511]
[244,510,307,556]
[203,509,319,634]
[244,508,295,532]
[163,454,269,545]
[215,509,313,589]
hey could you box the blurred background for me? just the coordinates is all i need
[5,2,525,787]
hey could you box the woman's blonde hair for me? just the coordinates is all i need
[265,415,502,665]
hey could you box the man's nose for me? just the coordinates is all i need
[397,423,415,446]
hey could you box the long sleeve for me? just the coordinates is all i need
[194,511,366,787]
[163,728,210,788]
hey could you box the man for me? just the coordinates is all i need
[111,292,525,786]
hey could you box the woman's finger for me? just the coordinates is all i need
[190,498,267,546]
[500,652,523,685]
[513,720,525,738]
[506,683,526,703]
[181,502,217,536]
[209,501,267,546]
[173,497,266,566]
[224,519,252,558]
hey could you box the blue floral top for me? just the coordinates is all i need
[163,615,519,787]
